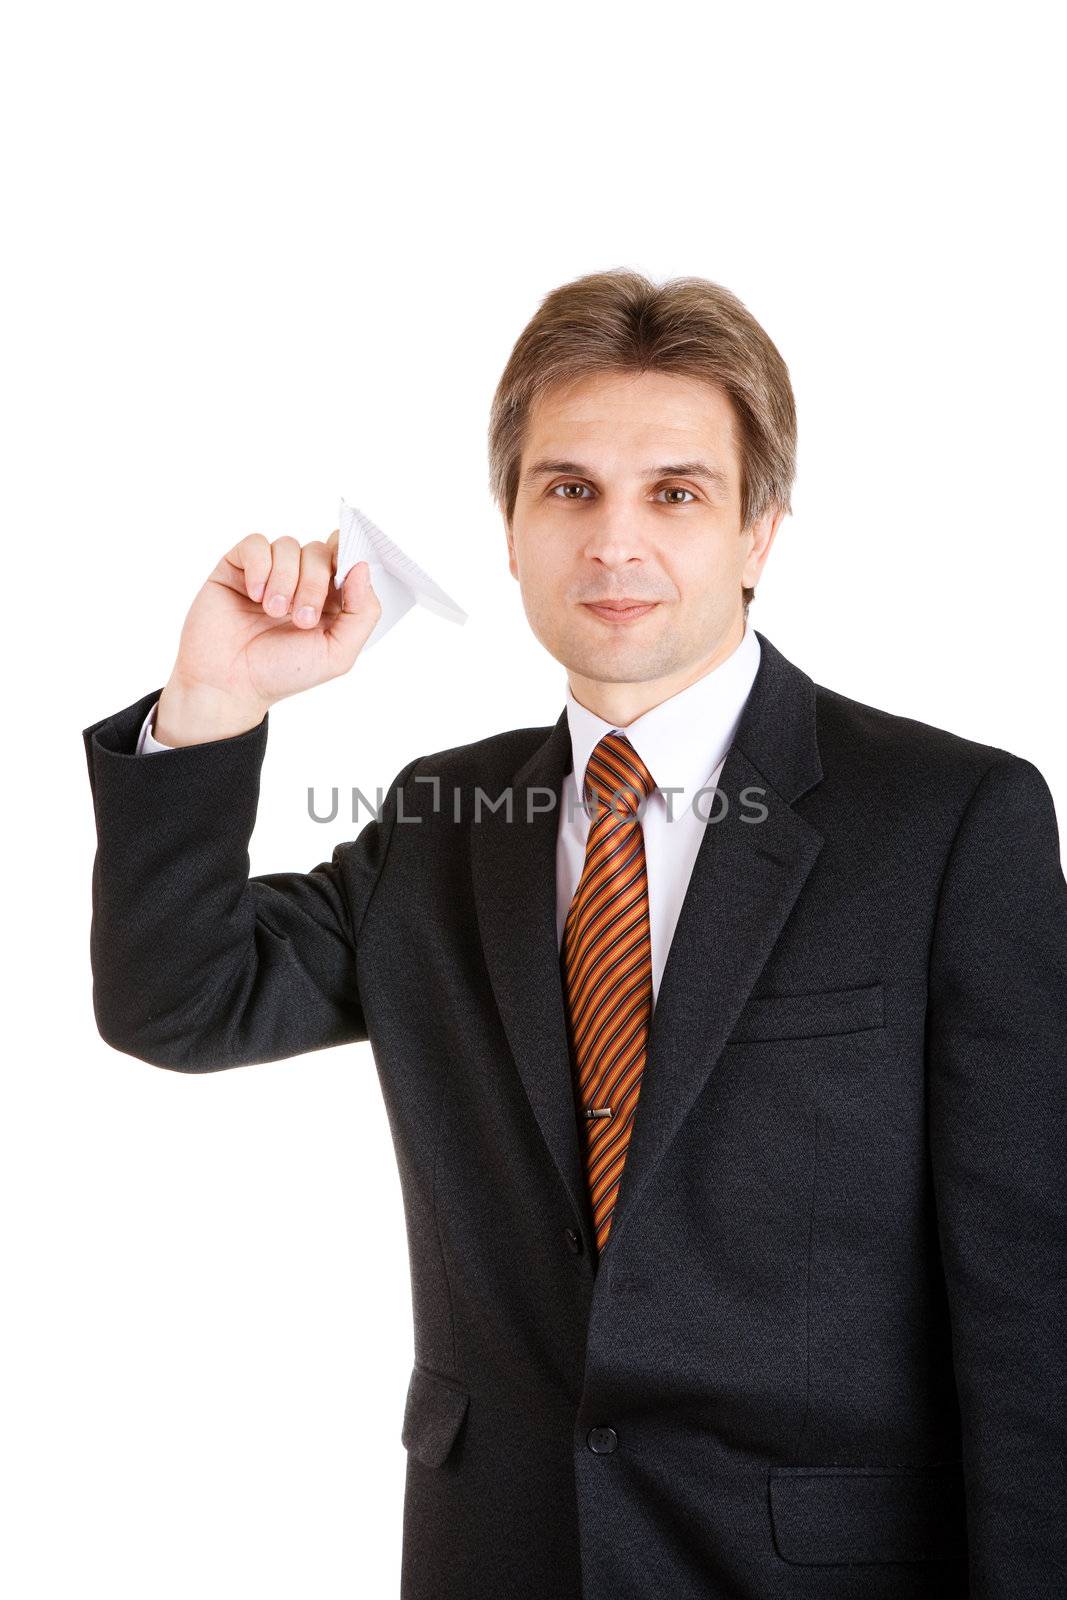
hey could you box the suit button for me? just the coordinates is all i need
[587,1427,618,1454]
[564,1227,583,1255]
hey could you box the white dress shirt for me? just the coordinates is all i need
[136,620,762,1005]
[557,619,760,1004]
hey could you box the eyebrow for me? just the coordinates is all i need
[522,458,730,495]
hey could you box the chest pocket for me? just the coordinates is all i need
[727,981,884,1044]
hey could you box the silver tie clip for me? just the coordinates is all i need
[585,1107,613,1120]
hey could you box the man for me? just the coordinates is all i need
[83,269,1066,1599]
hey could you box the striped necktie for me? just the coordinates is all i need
[561,731,657,1257]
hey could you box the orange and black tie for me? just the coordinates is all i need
[561,731,657,1256]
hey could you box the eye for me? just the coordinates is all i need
[548,481,697,503]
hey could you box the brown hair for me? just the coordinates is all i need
[488,267,796,611]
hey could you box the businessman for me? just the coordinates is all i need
[83,269,1067,1599]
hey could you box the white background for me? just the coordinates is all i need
[3,3,1065,1596]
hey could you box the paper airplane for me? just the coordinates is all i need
[333,499,468,650]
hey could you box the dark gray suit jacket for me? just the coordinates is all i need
[82,630,1067,1599]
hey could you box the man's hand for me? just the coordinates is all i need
[155,529,381,745]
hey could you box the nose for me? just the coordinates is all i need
[580,507,648,568]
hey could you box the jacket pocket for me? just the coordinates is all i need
[728,981,884,1044]
[401,1362,470,1467]
[768,1460,967,1564]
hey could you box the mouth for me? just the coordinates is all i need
[582,600,660,623]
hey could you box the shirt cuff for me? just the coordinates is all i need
[136,700,174,753]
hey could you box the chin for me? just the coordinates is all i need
[560,641,676,685]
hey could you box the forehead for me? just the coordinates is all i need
[522,369,739,466]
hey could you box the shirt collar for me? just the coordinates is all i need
[564,617,762,816]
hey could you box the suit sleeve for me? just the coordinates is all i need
[926,753,1067,1596]
[83,685,419,1073]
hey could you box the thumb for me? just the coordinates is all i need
[322,561,382,668]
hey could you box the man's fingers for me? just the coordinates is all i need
[261,537,301,618]
[216,529,344,621]
[322,561,382,669]
[291,541,333,628]
[339,561,370,614]
[218,533,273,601]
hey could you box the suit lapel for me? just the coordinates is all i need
[600,631,826,1266]
[469,710,594,1241]
[469,631,825,1263]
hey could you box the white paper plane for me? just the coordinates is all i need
[333,498,468,650]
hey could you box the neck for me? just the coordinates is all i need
[567,612,747,727]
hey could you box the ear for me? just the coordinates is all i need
[504,514,518,579]
[741,504,786,591]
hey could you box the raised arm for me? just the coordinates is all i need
[82,526,398,1072]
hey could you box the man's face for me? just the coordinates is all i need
[505,369,781,707]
